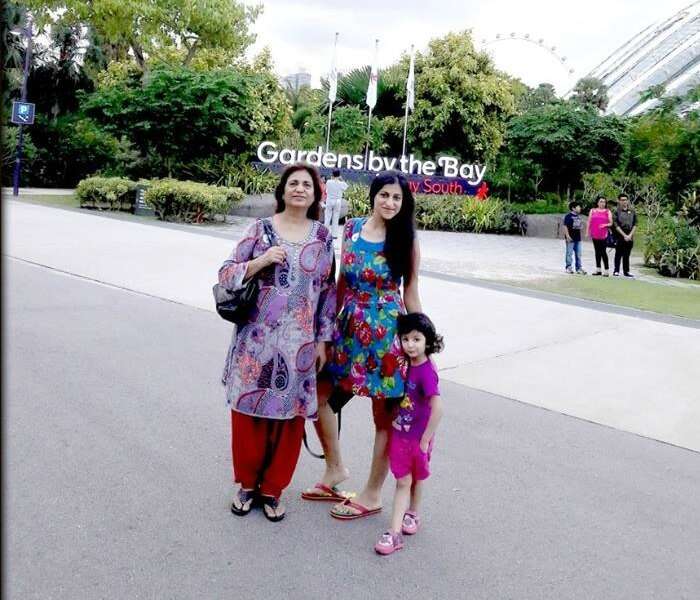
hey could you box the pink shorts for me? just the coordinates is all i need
[389,434,433,481]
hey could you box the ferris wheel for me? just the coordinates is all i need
[479,33,577,83]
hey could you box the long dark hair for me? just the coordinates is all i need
[397,312,445,355]
[274,163,323,220]
[369,170,416,284]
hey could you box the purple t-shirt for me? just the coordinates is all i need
[392,359,440,440]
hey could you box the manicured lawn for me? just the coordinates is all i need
[14,193,79,209]
[514,271,700,320]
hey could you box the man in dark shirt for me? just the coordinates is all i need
[613,193,637,278]
[563,201,586,274]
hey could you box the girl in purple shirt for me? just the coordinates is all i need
[375,313,444,556]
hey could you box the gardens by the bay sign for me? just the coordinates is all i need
[256,141,489,198]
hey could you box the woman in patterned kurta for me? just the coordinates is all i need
[302,170,423,520]
[219,164,336,521]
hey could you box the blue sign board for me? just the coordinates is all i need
[11,102,35,125]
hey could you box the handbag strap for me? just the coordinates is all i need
[303,411,342,460]
[260,217,277,247]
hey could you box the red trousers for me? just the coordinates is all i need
[231,411,305,498]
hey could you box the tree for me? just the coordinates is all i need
[2,0,27,112]
[81,65,292,180]
[301,105,385,154]
[504,101,626,198]
[25,0,260,71]
[571,77,609,112]
[321,64,406,117]
[408,31,516,162]
[517,82,560,112]
[667,110,700,202]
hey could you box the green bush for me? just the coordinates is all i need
[144,179,243,223]
[76,176,137,210]
[346,184,371,217]
[513,198,568,214]
[416,195,522,234]
[346,184,522,234]
[224,164,278,194]
[25,116,138,187]
[644,215,700,279]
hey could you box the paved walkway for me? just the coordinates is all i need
[5,200,700,451]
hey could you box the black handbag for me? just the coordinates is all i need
[213,219,275,325]
[605,229,617,248]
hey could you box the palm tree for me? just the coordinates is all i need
[320,64,407,117]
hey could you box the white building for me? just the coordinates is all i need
[588,1,700,116]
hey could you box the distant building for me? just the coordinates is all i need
[588,2,700,116]
[281,72,311,92]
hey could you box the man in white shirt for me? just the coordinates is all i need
[323,169,348,240]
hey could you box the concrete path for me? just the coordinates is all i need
[6,258,700,599]
[5,200,700,451]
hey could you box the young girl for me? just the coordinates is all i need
[375,312,444,555]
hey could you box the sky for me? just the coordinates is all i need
[243,0,695,94]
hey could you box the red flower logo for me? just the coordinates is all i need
[336,350,349,365]
[358,292,371,303]
[361,268,376,283]
[357,322,373,346]
[381,353,398,377]
[343,252,357,266]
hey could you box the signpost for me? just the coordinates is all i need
[133,185,155,216]
[12,18,34,196]
[11,102,35,125]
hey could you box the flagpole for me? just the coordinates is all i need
[402,45,414,159]
[325,32,339,152]
[364,38,379,169]
[401,99,409,159]
[364,106,373,169]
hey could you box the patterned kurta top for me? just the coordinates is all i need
[219,218,336,420]
[326,217,408,400]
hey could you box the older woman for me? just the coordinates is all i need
[218,164,336,522]
[303,170,422,520]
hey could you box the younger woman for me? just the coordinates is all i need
[586,196,613,276]
[375,312,444,555]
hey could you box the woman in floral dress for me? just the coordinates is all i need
[219,164,336,522]
[302,170,423,519]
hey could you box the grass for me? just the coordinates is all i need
[12,193,79,209]
[513,270,700,320]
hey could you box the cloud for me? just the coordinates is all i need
[245,0,693,91]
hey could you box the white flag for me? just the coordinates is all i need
[406,49,415,111]
[366,40,379,110]
[328,33,338,103]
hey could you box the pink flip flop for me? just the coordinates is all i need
[301,483,351,502]
[330,498,382,520]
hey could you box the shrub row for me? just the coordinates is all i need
[346,184,524,234]
[144,179,243,223]
[76,176,243,223]
[76,176,136,211]
[644,215,699,279]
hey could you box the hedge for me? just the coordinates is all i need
[76,176,137,211]
[346,184,524,234]
[143,179,243,223]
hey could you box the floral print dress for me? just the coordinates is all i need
[219,218,336,420]
[326,217,408,400]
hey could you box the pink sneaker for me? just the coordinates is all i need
[374,531,404,555]
[402,511,420,535]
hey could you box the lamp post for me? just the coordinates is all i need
[12,17,33,197]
